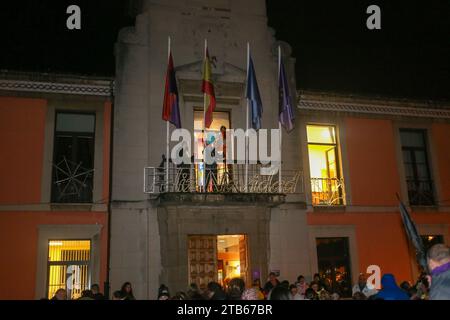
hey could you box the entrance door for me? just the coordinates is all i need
[188,236,217,290]
[188,235,248,289]
[316,237,352,298]
[239,235,249,284]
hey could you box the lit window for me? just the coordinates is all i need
[47,240,91,300]
[307,125,344,205]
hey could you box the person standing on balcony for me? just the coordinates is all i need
[204,131,218,192]
[176,143,191,192]
[427,243,450,300]
[158,154,169,192]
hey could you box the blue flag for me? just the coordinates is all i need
[278,59,295,132]
[246,55,263,130]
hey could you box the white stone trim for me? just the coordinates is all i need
[0,79,113,97]
[298,99,450,119]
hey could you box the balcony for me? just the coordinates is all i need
[407,179,435,206]
[310,177,345,206]
[144,163,303,195]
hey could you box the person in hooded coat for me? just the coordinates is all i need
[427,244,450,300]
[374,274,410,300]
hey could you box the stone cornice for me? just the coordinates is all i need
[0,72,114,97]
[298,99,450,119]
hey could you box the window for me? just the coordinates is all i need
[307,125,344,205]
[316,237,352,298]
[51,112,95,203]
[47,240,91,300]
[400,129,434,205]
[421,235,444,252]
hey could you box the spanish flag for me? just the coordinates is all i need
[202,47,216,128]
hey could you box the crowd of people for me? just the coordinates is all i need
[49,243,450,301]
[49,282,136,301]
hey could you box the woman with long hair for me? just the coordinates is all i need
[120,282,136,300]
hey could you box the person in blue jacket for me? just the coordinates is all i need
[374,273,410,300]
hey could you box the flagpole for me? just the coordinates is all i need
[166,36,171,192]
[203,39,207,192]
[278,45,282,194]
[245,42,250,192]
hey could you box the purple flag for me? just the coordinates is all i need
[278,58,295,132]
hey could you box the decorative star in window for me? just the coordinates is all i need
[52,157,94,201]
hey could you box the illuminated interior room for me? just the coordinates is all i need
[47,240,91,299]
[217,235,247,288]
[306,124,344,205]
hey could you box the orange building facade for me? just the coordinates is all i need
[1,72,450,299]
[0,72,112,299]
[299,92,450,288]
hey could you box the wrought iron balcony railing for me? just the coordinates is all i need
[407,179,435,206]
[310,177,345,206]
[144,163,303,194]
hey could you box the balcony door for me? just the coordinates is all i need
[307,125,344,206]
[193,110,230,192]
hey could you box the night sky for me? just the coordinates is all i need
[0,0,449,101]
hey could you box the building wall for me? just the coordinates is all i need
[0,211,107,300]
[0,93,111,299]
[431,123,450,205]
[0,97,47,204]
[157,203,271,295]
[111,1,450,296]
[344,117,401,206]
[306,112,450,284]
[269,204,311,284]
[109,205,157,300]
[308,211,450,283]
[111,0,304,298]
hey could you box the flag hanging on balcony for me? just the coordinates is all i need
[162,51,181,128]
[202,47,216,129]
[278,57,295,133]
[246,54,263,130]
[398,199,428,271]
